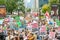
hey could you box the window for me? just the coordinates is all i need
[44,0,47,1]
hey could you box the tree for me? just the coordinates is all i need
[5,0,18,14]
[17,0,25,13]
[48,0,59,16]
[0,0,5,4]
[59,0,60,20]
[0,0,25,14]
[26,8,31,12]
[49,0,59,5]
[42,4,51,13]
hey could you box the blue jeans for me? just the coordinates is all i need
[37,36,42,40]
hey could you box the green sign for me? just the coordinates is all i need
[56,19,60,26]
[16,21,22,28]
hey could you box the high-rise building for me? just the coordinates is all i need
[24,0,34,8]
[24,0,48,12]
[39,0,48,8]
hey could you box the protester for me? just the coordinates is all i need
[0,12,60,40]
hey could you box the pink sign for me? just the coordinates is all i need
[32,23,38,28]
[27,22,31,27]
[33,12,38,17]
[58,27,60,32]
[0,26,3,33]
[45,11,50,18]
[40,25,46,32]
[4,18,10,22]
[49,32,55,38]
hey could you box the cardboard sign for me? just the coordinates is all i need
[25,16,31,23]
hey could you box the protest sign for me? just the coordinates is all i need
[0,19,4,24]
[33,12,38,17]
[0,26,3,33]
[49,32,55,39]
[40,25,46,32]
[58,27,60,32]
[32,20,38,28]
[4,18,9,22]
[16,21,22,28]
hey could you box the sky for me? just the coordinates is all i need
[24,0,34,8]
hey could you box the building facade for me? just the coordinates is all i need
[39,0,48,8]
[24,0,48,12]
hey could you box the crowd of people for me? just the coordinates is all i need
[0,12,60,40]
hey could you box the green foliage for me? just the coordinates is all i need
[0,0,25,14]
[26,8,31,12]
[42,4,51,13]
[17,0,25,13]
[5,0,18,14]
[49,0,59,5]
[0,0,5,4]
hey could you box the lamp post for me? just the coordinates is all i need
[59,0,60,20]
[18,7,20,16]
[17,1,20,16]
